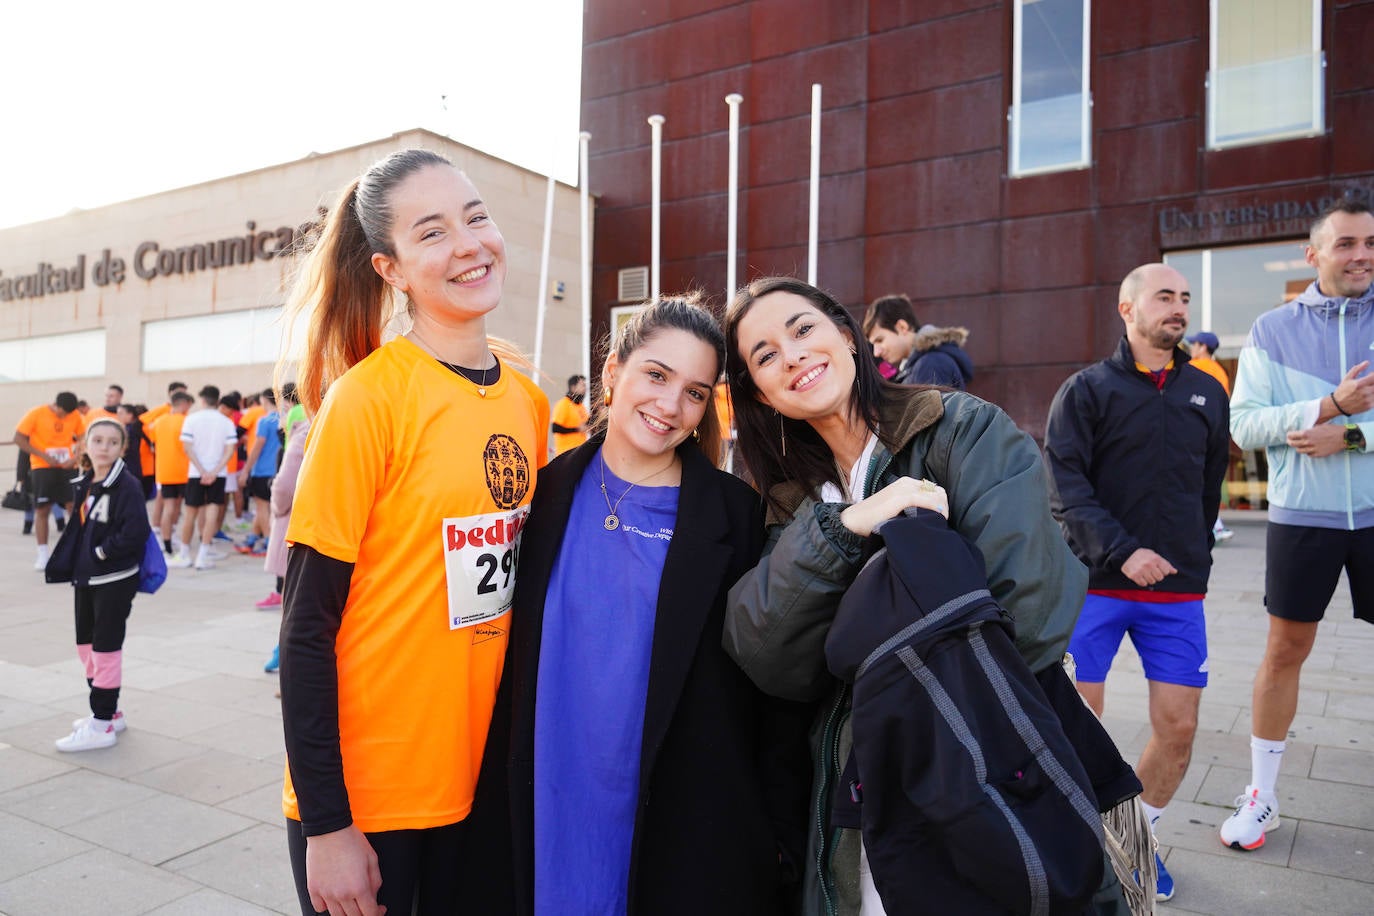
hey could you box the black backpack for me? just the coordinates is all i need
[826,510,1105,916]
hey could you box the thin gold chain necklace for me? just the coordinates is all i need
[599,453,675,531]
[409,327,497,397]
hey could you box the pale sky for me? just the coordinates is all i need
[0,0,584,229]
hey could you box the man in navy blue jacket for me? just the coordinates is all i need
[1044,262,1230,903]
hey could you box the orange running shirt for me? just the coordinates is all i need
[1189,356,1231,397]
[239,405,266,463]
[16,405,85,469]
[149,414,190,484]
[283,337,549,832]
[550,395,589,455]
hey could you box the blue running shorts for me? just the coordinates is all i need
[1068,594,1209,687]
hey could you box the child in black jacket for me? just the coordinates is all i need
[48,418,152,752]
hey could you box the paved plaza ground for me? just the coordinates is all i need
[0,511,1370,915]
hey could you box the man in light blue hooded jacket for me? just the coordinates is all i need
[1220,198,1374,853]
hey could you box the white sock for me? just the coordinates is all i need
[36,544,49,561]
[196,544,210,562]
[1251,736,1285,797]
[1141,801,1166,833]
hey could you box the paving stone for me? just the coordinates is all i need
[0,769,160,828]
[1288,819,1374,884]
[163,821,298,914]
[218,780,287,826]
[129,749,281,806]
[0,743,73,794]
[65,792,257,866]
[0,809,93,883]
[143,888,282,914]
[1309,745,1374,788]
[1198,764,1374,833]
[0,848,197,916]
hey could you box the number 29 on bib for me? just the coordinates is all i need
[441,507,529,630]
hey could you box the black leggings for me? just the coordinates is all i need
[286,818,469,916]
[74,577,138,719]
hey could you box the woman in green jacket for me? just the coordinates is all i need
[723,277,1096,915]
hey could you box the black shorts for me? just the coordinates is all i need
[247,475,274,501]
[159,483,186,499]
[184,477,227,508]
[141,475,156,501]
[29,467,74,505]
[1265,522,1374,624]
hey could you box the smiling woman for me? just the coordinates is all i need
[501,295,813,914]
[275,149,549,916]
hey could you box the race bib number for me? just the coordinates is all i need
[441,507,529,630]
[47,448,71,463]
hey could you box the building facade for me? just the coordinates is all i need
[1,129,589,471]
[579,0,1373,460]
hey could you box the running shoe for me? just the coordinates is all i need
[1154,853,1174,901]
[255,592,282,610]
[212,530,233,543]
[234,537,259,555]
[265,645,280,673]
[1220,786,1280,851]
[194,556,217,571]
[56,717,118,752]
[169,553,194,569]
[72,710,126,733]
[1215,526,1235,542]
[204,547,228,560]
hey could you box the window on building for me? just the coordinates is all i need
[142,307,303,372]
[1164,239,1313,353]
[1208,0,1324,149]
[1009,0,1091,176]
[0,329,106,383]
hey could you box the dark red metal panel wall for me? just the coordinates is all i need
[581,0,1374,438]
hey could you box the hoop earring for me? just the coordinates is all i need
[603,387,613,407]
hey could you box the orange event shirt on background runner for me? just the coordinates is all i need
[16,405,85,469]
[550,395,588,455]
[149,414,190,484]
[239,404,266,460]
[283,336,549,832]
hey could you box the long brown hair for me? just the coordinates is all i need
[278,149,526,414]
[724,276,896,510]
[591,294,726,467]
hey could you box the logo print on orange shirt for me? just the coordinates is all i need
[483,434,530,510]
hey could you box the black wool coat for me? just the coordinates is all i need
[500,438,812,916]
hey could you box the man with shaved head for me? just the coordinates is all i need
[1044,263,1231,902]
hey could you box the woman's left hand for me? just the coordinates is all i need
[839,476,948,537]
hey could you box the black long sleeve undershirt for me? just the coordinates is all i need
[550,421,580,434]
[279,544,355,836]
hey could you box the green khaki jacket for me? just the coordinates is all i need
[724,388,1088,916]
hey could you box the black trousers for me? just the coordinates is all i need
[73,577,137,720]
[287,819,471,916]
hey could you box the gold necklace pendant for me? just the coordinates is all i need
[604,513,620,531]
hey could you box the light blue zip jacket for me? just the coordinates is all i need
[1230,281,1374,530]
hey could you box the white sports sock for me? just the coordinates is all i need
[1250,735,1285,797]
[195,543,210,562]
[36,544,50,561]
[1141,801,1166,832]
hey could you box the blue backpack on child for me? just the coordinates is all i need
[139,531,167,594]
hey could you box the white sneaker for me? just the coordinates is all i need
[204,547,227,560]
[1220,786,1280,851]
[56,718,118,752]
[35,548,50,571]
[169,552,194,569]
[194,555,216,570]
[1215,526,1235,542]
[72,710,126,733]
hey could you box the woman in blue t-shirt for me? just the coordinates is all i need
[501,296,811,915]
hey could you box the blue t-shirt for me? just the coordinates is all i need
[533,449,677,915]
[250,412,281,477]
